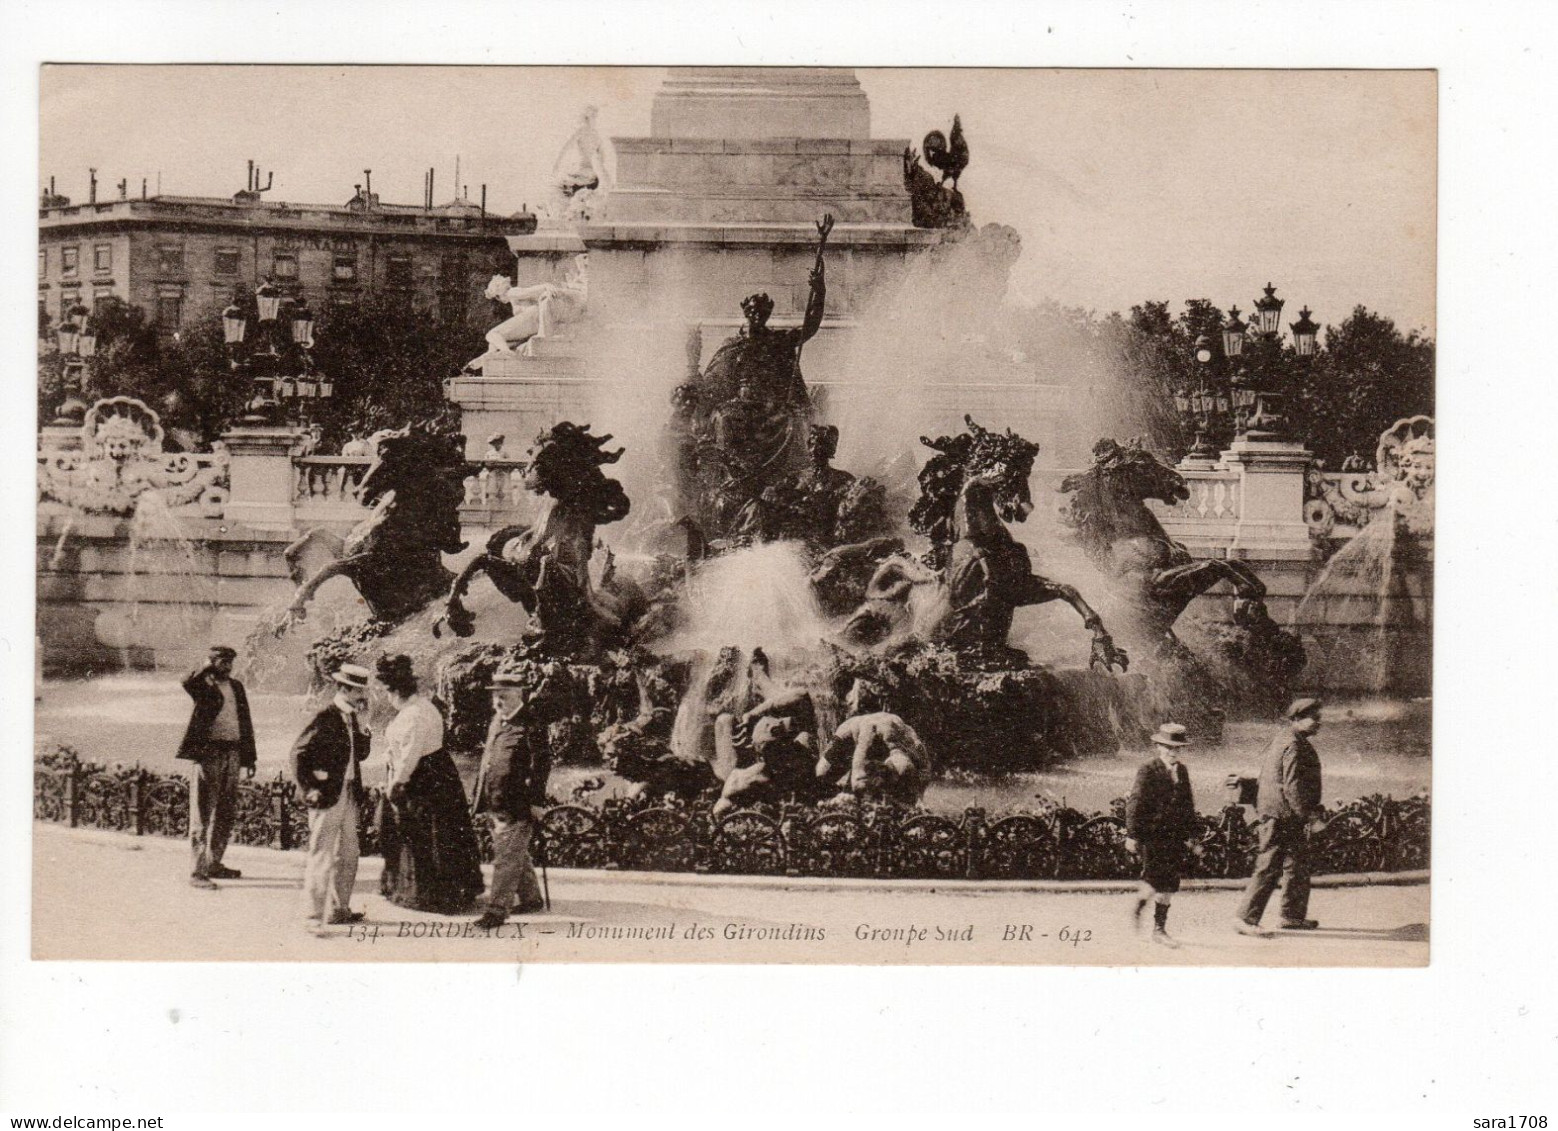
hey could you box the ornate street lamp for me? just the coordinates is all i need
[51,300,95,425]
[54,318,81,357]
[255,280,283,323]
[1230,283,1315,441]
[1290,306,1320,357]
[1252,282,1285,335]
[1221,305,1247,359]
[290,301,315,349]
[222,300,248,347]
[1182,335,1221,462]
[226,284,330,426]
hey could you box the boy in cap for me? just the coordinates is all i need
[291,663,373,925]
[472,666,556,928]
[1235,698,1327,936]
[177,645,258,889]
[1126,722,1203,948]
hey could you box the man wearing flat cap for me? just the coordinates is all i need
[1235,698,1327,936]
[1126,722,1202,948]
[177,645,257,889]
[290,662,373,925]
[472,666,556,928]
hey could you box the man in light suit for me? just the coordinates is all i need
[1235,698,1327,936]
[177,645,258,889]
[1126,722,1203,948]
[290,663,373,926]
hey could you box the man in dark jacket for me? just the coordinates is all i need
[177,645,257,889]
[472,667,557,928]
[1126,722,1202,948]
[290,663,373,926]
[1235,698,1327,936]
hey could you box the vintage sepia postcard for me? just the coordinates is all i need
[32,64,1434,965]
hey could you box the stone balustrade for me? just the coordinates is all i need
[292,456,371,523]
[290,454,534,530]
[1032,466,1245,549]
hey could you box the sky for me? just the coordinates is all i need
[39,65,1436,335]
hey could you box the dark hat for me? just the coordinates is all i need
[208,645,238,660]
[330,663,371,690]
[1284,697,1323,720]
[1150,722,1191,747]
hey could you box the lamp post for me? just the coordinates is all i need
[1217,283,1317,442]
[223,282,330,426]
[51,300,94,426]
[1175,335,1232,463]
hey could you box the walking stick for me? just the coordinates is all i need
[534,818,551,911]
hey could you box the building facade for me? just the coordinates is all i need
[38,185,536,335]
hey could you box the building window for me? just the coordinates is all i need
[156,291,183,331]
[94,244,112,273]
[93,287,115,312]
[386,255,414,288]
[333,253,358,282]
[156,244,184,275]
[39,249,46,279]
[214,247,240,275]
[61,247,79,277]
[60,289,80,318]
[272,252,299,280]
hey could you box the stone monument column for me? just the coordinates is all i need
[446,66,947,462]
[221,425,304,530]
[1221,437,1315,560]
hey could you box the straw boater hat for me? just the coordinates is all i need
[1284,697,1323,720]
[1150,722,1191,747]
[331,663,371,690]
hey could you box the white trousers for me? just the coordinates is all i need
[303,790,359,920]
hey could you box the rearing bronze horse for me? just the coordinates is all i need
[434,421,644,657]
[1060,438,1271,650]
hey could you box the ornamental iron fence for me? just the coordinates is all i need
[33,753,1429,882]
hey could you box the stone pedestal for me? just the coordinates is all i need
[1221,438,1315,560]
[221,425,303,530]
[650,68,872,139]
[449,68,950,459]
[39,423,83,452]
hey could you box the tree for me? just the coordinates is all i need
[36,297,252,447]
[305,292,484,447]
[1285,306,1435,467]
[38,293,487,449]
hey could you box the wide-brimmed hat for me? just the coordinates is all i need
[208,645,238,660]
[330,663,371,690]
[1150,722,1191,747]
[487,432,506,445]
[486,671,529,691]
[1284,697,1323,720]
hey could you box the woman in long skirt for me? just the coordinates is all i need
[375,655,484,914]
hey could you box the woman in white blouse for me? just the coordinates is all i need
[374,655,484,914]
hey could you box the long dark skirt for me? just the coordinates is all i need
[379,750,485,914]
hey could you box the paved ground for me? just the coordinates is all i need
[32,823,1428,966]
